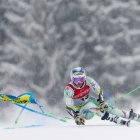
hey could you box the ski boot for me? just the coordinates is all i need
[101,111,130,127]
[129,109,140,122]
[119,119,131,127]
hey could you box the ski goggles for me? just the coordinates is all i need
[73,76,86,84]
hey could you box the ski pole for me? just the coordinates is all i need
[119,85,140,99]
[108,85,140,106]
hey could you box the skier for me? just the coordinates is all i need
[64,67,140,126]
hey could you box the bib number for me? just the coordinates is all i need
[81,95,89,101]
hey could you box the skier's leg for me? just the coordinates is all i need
[79,101,130,126]
[96,110,130,126]
[89,96,140,122]
[107,105,128,118]
[79,101,98,120]
[107,105,140,122]
[88,98,130,126]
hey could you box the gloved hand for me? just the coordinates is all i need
[74,115,85,125]
[97,92,108,112]
[99,100,108,112]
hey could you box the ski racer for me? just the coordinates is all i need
[64,67,140,126]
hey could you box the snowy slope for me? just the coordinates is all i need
[0,116,140,140]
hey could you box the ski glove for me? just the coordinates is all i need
[99,100,108,112]
[74,115,85,125]
[97,91,108,112]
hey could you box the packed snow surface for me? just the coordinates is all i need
[0,115,140,140]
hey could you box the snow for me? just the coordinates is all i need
[0,116,140,140]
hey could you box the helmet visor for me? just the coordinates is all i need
[73,76,86,84]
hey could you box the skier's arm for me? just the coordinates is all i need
[64,86,74,108]
[66,106,85,125]
[64,87,85,124]
[86,76,103,97]
[86,76,108,111]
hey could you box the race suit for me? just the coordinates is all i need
[64,76,129,120]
